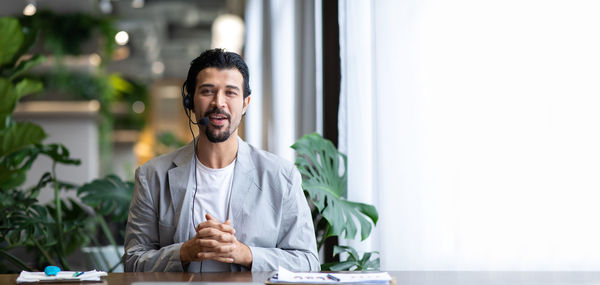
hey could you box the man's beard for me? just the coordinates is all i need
[204,107,233,143]
[205,127,231,143]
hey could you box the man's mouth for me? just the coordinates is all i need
[207,113,229,126]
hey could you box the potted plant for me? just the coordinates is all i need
[77,175,133,272]
[292,133,380,271]
[0,16,91,272]
[0,16,134,273]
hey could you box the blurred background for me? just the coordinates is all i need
[2,0,600,274]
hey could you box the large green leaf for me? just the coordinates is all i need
[0,145,47,189]
[291,133,378,241]
[15,78,43,99]
[0,122,46,156]
[9,55,45,81]
[0,17,24,66]
[0,164,27,190]
[0,78,41,129]
[78,174,133,222]
[0,78,17,119]
[12,23,39,63]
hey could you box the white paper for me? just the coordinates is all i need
[273,266,391,284]
[16,270,107,283]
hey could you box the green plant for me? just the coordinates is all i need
[77,174,133,272]
[18,10,147,176]
[291,133,380,271]
[0,16,90,272]
[19,10,116,59]
[1,17,136,273]
[321,246,380,271]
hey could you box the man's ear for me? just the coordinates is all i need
[242,96,251,115]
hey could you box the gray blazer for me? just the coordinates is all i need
[123,138,320,272]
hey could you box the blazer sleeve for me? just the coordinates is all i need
[247,167,321,271]
[123,167,185,272]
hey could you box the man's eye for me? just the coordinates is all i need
[200,89,214,95]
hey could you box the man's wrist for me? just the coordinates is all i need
[235,241,253,268]
[180,241,192,265]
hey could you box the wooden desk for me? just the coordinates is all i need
[2,271,600,285]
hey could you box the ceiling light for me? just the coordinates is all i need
[152,61,165,75]
[132,101,145,114]
[23,2,36,16]
[211,14,245,54]
[99,0,112,14]
[115,31,129,46]
[89,53,102,66]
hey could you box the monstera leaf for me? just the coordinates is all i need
[291,133,378,242]
[78,175,133,222]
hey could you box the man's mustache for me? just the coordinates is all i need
[204,108,231,120]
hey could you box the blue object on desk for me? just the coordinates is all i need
[44,266,61,276]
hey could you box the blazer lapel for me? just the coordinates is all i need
[228,138,257,229]
[167,141,195,243]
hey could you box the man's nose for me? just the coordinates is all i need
[212,90,226,107]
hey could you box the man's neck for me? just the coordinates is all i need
[195,133,239,169]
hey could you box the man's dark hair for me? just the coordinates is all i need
[185,48,251,98]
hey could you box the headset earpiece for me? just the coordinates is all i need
[183,95,194,110]
[181,81,194,110]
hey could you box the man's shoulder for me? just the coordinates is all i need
[243,141,296,173]
[137,143,192,174]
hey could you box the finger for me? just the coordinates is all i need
[196,227,224,238]
[205,213,220,222]
[197,250,236,261]
[222,220,236,234]
[217,223,236,234]
[197,239,221,249]
[197,232,238,246]
[196,238,237,249]
[195,219,223,232]
[196,224,237,238]
[201,244,237,254]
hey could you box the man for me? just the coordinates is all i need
[123,49,320,272]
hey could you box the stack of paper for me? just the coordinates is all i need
[16,270,107,283]
[269,266,392,284]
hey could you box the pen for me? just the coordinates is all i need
[327,274,340,282]
[73,272,84,277]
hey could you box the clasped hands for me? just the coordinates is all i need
[180,213,252,268]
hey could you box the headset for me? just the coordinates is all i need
[182,80,205,271]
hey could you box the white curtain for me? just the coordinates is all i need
[340,0,600,270]
[244,0,321,161]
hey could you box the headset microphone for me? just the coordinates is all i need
[194,117,209,126]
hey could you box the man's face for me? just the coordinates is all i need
[193,67,250,143]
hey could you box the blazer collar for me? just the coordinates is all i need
[167,141,195,242]
[229,137,257,228]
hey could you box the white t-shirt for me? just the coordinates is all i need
[188,156,236,272]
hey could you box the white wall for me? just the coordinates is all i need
[340,0,600,270]
[14,102,99,204]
